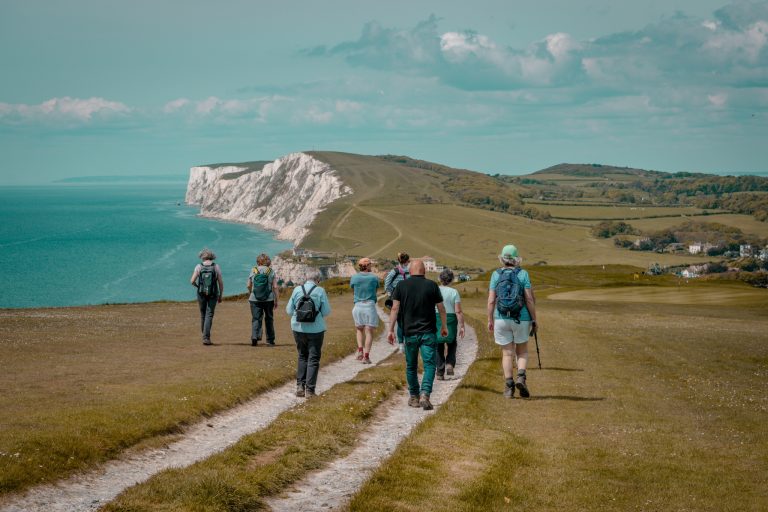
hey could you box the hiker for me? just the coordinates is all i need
[487,244,538,398]
[286,270,331,398]
[435,269,465,380]
[189,248,224,345]
[384,252,410,353]
[387,259,447,410]
[350,257,379,364]
[246,253,279,346]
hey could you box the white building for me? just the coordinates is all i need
[740,244,753,258]
[759,246,768,261]
[422,256,438,272]
[688,242,715,255]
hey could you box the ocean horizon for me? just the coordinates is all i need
[2,183,291,309]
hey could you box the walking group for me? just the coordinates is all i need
[190,243,538,407]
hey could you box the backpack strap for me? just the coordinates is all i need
[303,284,317,296]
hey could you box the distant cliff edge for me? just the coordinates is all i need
[185,152,353,245]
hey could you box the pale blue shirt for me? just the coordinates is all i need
[489,267,532,321]
[436,286,461,314]
[350,272,379,302]
[285,280,332,333]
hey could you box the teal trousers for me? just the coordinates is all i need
[404,332,437,396]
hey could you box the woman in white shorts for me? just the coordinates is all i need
[350,258,380,364]
[487,244,538,398]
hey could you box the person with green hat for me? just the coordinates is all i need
[487,244,538,398]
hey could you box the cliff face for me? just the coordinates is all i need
[271,257,357,284]
[185,153,352,244]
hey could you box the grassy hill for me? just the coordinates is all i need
[294,152,762,270]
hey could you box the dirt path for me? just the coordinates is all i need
[265,324,478,512]
[1,310,398,512]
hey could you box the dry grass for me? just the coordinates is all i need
[0,290,360,496]
[101,355,406,511]
[347,269,768,511]
[534,204,711,220]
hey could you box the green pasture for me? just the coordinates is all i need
[534,204,715,220]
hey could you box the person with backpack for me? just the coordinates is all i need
[350,257,380,364]
[189,248,224,346]
[487,244,538,398]
[435,268,465,380]
[246,253,280,346]
[285,270,331,398]
[387,259,447,411]
[384,252,410,353]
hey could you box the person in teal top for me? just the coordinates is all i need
[435,269,465,380]
[349,257,380,364]
[487,244,538,399]
[285,271,332,397]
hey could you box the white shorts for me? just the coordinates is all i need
[494,319,531,346]
[352,301,379,328]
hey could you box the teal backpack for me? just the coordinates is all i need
[198,263,219,297]
[251,267,273,301]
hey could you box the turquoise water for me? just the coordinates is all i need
[1,184,291,308]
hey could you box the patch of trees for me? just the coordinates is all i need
[591,221,638,238]
[624,220,765,252]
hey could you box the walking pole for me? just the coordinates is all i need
[534,332,542,370]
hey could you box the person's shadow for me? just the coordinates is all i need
[458,383,604,401]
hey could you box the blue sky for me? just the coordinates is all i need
[1,0,766,184]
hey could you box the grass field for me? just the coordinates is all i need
[531,204,714,220]
[348,267,768,511]
[298,153,726,270]
[0,290,361,496]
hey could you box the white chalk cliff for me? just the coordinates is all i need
[185,153,352,244]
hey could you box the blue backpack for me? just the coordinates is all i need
[495,268,525,323]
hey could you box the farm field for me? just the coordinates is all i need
[531,204,715,220]
[628,213,768,239]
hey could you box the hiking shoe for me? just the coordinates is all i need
[419,393,433,411]
[516,376,530,398]
[296,385,305,397]
[362,356,372,364]
[306,389,317,398]
[203,339,212,346]
[356,351,364,361]
[251,339,258,346]
[266,341,275,347]
[436,373,445,381]
[504,382,515,399]
[408,395,420,407]
[446,364,454,376]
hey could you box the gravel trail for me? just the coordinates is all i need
[1,310,397,512]
[266,323,478,512]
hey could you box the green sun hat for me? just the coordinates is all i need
[501,244,519,258]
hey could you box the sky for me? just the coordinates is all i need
[1,0,767,184]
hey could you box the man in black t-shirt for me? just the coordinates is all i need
[387,259,448,410]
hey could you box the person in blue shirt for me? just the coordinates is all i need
[285,270,332,398]
[349,257,380,364]
[487,244,538,399]
[384,252,410,354]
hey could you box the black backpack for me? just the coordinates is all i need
[198,263,219,297]
[495,267,525,323]
[295,284,318,322]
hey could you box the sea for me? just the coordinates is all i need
[2,183,291,309]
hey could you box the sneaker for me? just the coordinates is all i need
[408,395,420,407]
[251,339,258,346]
[419,393,433,411]
[203,339,212,346]
[516,376,530,398]
[362,356,372,364]
[503,381,515,399]
[356,350,364,361]
[296,385,305,397]
[266,341,275,347]
[436,373,445,381]
[446,364,454,376]
[306,389,317,398]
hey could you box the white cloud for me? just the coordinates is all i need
[704,20,768,62]
[162,98,190,113]
[0,97,130,123]
[708,92,728,107]
[195,96,220,115]
[335,100,362,113]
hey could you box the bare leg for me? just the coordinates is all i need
[515,342,529,372]
[355,326,364,350]
[364,326,374,354]
[501,345,516,379]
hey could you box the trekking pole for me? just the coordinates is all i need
[534,332,542,370]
